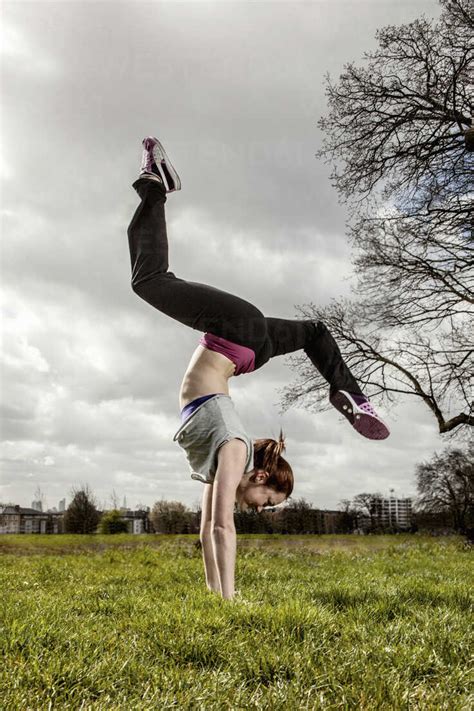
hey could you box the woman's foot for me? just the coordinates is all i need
[330,390,390,440]
[140,136,181,192]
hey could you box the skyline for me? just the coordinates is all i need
[5,484,417,514]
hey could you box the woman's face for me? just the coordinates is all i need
[235,469,287,513]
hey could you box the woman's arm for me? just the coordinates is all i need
[210,438,248,600]
[200,484,220,592]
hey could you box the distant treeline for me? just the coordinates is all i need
[148,501,457,536]
[28,443,469,537]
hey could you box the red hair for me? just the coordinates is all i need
[252,428,293,498]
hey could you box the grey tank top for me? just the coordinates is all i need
[172,394,254,484]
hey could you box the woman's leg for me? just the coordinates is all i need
[128,176,387,438]
[260,317,362,396]
[127,180,361,393]
[262,316,390,439]
[127,177,269,353]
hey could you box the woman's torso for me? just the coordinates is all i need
[179,345,235,409]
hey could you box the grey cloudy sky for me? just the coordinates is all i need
[1,0,447,513]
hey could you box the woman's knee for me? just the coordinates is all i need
[131,279,145,296]
[264,317,314,357]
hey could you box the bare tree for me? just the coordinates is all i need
[351,493,383,533]
[338,498,357,533]
[279,298,472,433]
[281,0,473,435]
[415,443,474,533]
[317,0,473,213]
[109,489,120,510]
[350,210,472,329]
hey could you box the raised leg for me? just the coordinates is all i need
[263,316,390,439]
[263,317,362,395]
[127,177,269,352]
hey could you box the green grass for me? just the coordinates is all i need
[1,534,473,710]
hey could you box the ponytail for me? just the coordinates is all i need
[252,428,293,498]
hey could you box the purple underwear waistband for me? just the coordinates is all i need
[180,393,221,423]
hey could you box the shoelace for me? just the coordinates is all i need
[358,401,379,418]
[141,148,154,171]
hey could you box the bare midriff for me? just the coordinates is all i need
[179,345,235,409]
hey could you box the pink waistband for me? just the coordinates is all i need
[199,333,255,376]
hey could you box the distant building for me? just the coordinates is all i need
[0,505,64,534]
[59,499,66,512]
[31,500,43,512]
[117,509,150,534]
[370,495,413,530]
[0,504,150,535]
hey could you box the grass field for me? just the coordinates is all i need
[1,534,473,710]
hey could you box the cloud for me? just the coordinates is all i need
[2,336,50,374]
[1,22,62,78]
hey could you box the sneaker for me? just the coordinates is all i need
[330,390,390,440]
[140,136,181,192]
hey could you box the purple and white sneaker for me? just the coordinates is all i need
[330,390,390,440]
[140,136,181,192]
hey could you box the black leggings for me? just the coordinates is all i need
[127,177,361,395]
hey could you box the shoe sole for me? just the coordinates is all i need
[330,390,390,440]
[144,136,181,192]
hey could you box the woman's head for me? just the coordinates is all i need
[235,429,293,512]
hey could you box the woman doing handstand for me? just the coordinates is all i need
[127,135,390,599]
